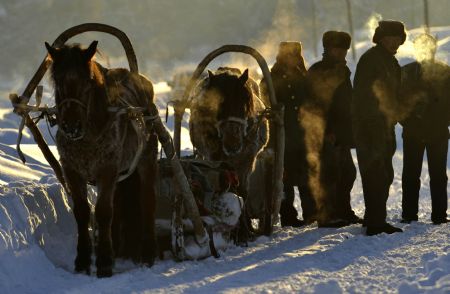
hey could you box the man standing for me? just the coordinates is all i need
[352,20,406,235]
[261,42,316,227]
[400,33,450,225]
[306,31,361,227]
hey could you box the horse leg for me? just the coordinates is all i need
[236,170,256,244]
[63,167,91,274]
[116,170,142,262]
[111,184,122,258]
[138,136,158,266]
[95,166,118,278]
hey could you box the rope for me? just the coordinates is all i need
[12,98,58,162]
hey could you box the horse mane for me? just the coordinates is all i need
[206,69,255,121]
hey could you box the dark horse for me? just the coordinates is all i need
[46,41,158,277]
[189,68,269,239]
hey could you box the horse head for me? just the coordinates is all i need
[206,68,254,156]
[46,40,105,140]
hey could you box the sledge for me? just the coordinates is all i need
[8,23,284,262]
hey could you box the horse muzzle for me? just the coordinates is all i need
[218,119,246,156]
[60,121,85,141]
[222,142,243,156]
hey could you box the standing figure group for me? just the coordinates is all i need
[263,20,449,236]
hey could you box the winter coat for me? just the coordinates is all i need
[352,45,402,129]
[261,62,309,149]
[260,61,309,179]
[399,60,450,142]
[307,58,354,147]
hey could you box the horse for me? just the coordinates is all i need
[45,40,159,277]
[189,68,269,240]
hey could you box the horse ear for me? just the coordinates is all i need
[238,69,249,85]
[207,70,214,79]
[45,42,59,60]
[84,40,98,61]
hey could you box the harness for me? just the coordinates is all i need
[12,86,160,183]
[11,86,58,163]
[215,116,248,138]
[107,105,159,182]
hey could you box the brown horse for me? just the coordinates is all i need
[189,68,268,240]
[45,41,158,277]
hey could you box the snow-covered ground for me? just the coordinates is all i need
[0,26,449,294]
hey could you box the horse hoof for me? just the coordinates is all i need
[96,267,113,278]
[75,255,91,275]
[75,266,91,275]
[141,237,156,267]
[141,253,155,268]
[143,259,155,268]
[95,255,114,278]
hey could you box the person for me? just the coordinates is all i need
[260,41,317,227]
[306,31,362,227]
[352,20,406,236]
[399,33,450,225]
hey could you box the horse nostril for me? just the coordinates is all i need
[62,122,69,131]
[60,121,83,138]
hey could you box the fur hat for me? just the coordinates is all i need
[278,41,302,56]
[275,41,307,73]
[322,31,351,49]
[372,20,407,44]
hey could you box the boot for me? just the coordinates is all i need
[432,218,449,225]
[366,223,403,236]
[400,216,418,224]
[318,218,349,228]
[281,216,305,227]
[400,215,419,224]
[343,213,363,224]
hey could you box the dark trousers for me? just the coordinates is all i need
[402,136,448,222]
[320,143,357,220]
[335,147,357,218]
[280,146,317,222]
[355,125,396,227]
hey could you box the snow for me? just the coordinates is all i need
[0,26,449,294]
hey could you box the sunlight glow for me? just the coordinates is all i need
[0,108,11,120]
[153,81,171,95]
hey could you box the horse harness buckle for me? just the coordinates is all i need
[126,107,144,120]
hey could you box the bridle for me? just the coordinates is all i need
[56,96,92,141]
[215,116,249,156]
[55,81,94,141]
[215,116,248,138]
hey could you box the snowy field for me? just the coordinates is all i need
[0,26,449,293]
